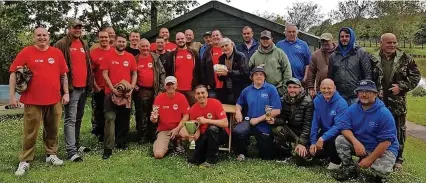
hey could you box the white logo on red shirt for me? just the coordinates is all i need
[112,61,119,65]
[207,113,213,119]
[123,61,129,67]
[186,54,192,59]
[48,58,55,64]
[173,104,178,110]
[69,48,77,51]
[80,48,85,53]
[148,63,153,68]
[163,106,169,109]
[138,64,144,68]
[177,56,184,59]
[35,59,44,63]
[220,111,225,116]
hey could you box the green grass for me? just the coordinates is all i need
[406,95,426,126]
[414,58,426,78]
[0,106,425,183]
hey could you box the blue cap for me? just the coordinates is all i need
[354,80,378,94]
[250,65,266,78]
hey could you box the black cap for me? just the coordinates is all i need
[354,80,378,94]
[250,65,266,78]
[203,31,212,37]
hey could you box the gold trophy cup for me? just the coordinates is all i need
[152,105,160,119]
[265,105,273,121]
[184,121,200,150]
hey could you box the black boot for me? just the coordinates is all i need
[332,165,358,181]
[102,149,112,160]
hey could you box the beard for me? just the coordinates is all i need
[177,43,186,48]
[116,46,125,52]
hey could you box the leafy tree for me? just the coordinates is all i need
[253,10,286,25]
[286,1,323,32]
[329,0,374,28]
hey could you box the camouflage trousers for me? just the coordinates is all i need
[393,114,406,163]
[335,135,396,178]
[272,125,300,156]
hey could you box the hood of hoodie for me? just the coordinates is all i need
[257,43,276,54]
[338,27,356,57]
[318,91,342,104]
[284,89,306,104]
[356,98,384,113]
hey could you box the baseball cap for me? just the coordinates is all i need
[260,30,272,39]
[203,31,212,37]
[68,19,83,27]
[354,80,378,94]
[165,76,177,84]
[286,78,302,87]
[320,33,333,41]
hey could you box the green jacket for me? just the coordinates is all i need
[249,44,292,96]
[373,49,421,115]
[135,52,166,95]
[54,34,94,92]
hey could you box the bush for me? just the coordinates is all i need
[411,86,426,97]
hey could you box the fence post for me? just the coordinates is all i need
[376,40,378,47]
[369,40,371,47]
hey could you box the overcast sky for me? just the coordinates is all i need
[195,0,340,20]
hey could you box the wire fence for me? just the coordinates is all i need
[357,40,425,49]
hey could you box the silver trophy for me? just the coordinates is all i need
[152,105,160,119]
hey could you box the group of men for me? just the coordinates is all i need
[8,18,421,183]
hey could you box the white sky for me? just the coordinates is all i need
[195,0,339,20]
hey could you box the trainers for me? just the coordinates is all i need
[102,149,112,160]
[78,146,91,153]
[199,162,213,169]
[332,165,358,181]
[237,154,245,161]
[46,155,64,166]
[393,162,403,171]
[175,145,186,154]
[15,161,30,176]
[327,162,341,170]
[68,154,83,162]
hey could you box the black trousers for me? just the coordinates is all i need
[104,94,131,149]
[91,90,105,138]
[191,125,228,164]
[133,87,157,142]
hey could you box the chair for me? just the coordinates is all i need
[219,104,235,152]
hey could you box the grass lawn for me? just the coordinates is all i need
[407,95,426,126]
[414,58,426,78]
[0,106,425,183]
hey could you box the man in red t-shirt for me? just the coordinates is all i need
[182,85,229,168]
[150,27,177,52]
[151,76,190,159]
[10,27,69,176]
[196,30,224,99]
[101,34,137,159]
[90,30,113,141]
[164,32,200,106]
[133,38,166,144]
[54,19,93,162]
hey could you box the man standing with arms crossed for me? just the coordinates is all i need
[55,19,93,162]
[11,27,69,176]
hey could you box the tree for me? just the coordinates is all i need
[414,21,426,45]
[285,1,324,32]
[253,10,286,25]
[329,0,374,28]
[308,19,332,36]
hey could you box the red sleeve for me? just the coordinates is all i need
[181,95,190,115]
[57,49,69,74]
[130,55,137,71]
[153,95,161,106]
[9,48,28,72]
[189,107,197,120]
[150,43,156,52]
[214,100,227,119]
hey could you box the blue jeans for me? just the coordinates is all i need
[232,120,276,160]
[64,87,87,157]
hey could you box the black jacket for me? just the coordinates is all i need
[274,91,313,145]
[196,45,216,89]
[327,46,372,98]
[165,48,200,89]
[217,48,249,104]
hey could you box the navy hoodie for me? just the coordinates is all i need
[310,91,348,145]
[338,98,399,157]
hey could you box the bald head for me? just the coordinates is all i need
[176,32,186,48]
[380,33,397,56]
[185,29,194,43]
[320,78,335,87]
[320,79,336,100]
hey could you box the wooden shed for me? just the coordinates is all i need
[142,1,320,50]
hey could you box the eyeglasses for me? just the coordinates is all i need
[260,37,270,40]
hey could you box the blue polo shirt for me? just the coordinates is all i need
[236,82,282,133]
[276,39,311,81]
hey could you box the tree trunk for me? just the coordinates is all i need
[151,1,158,31]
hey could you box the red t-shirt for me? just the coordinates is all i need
[189,98,229,134]
[9,46,68,105]
[70,40,88,87]
[150,42,177,52]
[175,49,194,91]
[90,47,114,89]
[136,54,154,88]
[211,46,223,89]
[100,51,137,94]
[154,92,190,131]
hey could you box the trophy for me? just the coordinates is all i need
[265,105,273,121]
[184,121,199,150]
[152,105,160,119]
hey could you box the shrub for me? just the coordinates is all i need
[411,86,426,97]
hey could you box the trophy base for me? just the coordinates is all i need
[189,140,196,150]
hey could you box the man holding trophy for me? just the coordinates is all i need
[233,66,282,160]
[183,85,229,168]
[150,76,190,159]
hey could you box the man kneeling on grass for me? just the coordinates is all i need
[151,76,190,159]
[333,80,399,182]
[184,85,229,168]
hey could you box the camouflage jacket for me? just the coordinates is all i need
[373,49,421,115]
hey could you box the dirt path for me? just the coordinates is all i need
[406,121,426,141]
